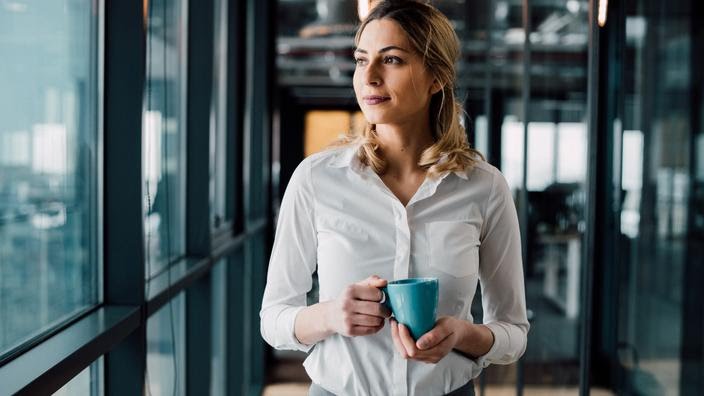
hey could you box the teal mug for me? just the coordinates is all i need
[380,277,439,340]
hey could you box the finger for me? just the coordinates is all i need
[363,275,388,288]
[353,300,392,318]
[416,326,451,350]
[350,284,385,302]
[397,323,420,358]
[350,324,384,336]
[389,320,408,358]
[349,313,384,327]
[417,333,456,363]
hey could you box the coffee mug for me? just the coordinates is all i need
[380,277,439,340]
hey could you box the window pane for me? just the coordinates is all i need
[53,358,103,396]
[211,260,226,395]
[147,293,186,395]
[0,0,99,356]
[143,0,188,278]
[614,2,697,393]
[211,0,230,230]
[522,0,590,390]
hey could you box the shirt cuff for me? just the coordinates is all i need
[474,322,511,368]
[277,305,315,353]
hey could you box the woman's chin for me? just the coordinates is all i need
[361,114,392,126]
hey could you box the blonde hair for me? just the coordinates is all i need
[333,0,483,177]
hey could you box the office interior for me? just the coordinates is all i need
[0,0,702,395]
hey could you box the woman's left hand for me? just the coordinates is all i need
[390,316,462,364]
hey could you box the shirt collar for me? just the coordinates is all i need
[327,144,469,181]
[328,144,365,173]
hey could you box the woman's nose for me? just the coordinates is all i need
[364,64,382,87]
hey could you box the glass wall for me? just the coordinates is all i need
[0,0,99,357]
[521,0,589,390]
[606,0,702,393]
[146,292,186,395]
[211,260,227,395]
[143,0,188,278]
[52,359,102,396]
[211,0,232,231]
[0,0,273,393]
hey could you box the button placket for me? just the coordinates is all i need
[393,203,410,280]
[391,201,410,396]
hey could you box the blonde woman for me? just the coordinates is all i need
[261,1,529,395]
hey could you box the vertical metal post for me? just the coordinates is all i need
[185,0,216,391]
[579,0,605,394]
[242,0,274,393]
[483,0,497,168]
[186,0,215,258]
[517,1,531,395]
[680,0,704,393]
[103,1,147,394]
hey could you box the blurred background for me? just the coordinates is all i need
[0,0,703,395]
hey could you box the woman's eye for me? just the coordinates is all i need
[354,57,367,66]
[384,56,402,64]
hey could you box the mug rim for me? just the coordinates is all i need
[386,277,438,286]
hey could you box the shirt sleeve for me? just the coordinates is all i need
[259,159,318,353]
[475,169,530,367]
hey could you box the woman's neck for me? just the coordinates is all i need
[375,123,434,177]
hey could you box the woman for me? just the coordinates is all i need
[260,1,529,395]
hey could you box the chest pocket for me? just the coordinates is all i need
[427,221,480,278]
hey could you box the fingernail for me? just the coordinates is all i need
[418,341,427,349]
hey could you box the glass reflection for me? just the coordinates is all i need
[211,261,226,395]
[52,358,102,396]
[147,293,185,395]
[143,0,188,278]
[614,2,694,393]
[0,0,99,356]
[211,0,230,230]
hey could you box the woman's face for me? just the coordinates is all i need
[353,19,439,128]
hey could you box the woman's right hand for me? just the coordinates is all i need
[324,275,392,337]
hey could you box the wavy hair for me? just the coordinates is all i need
[332,0,483,177]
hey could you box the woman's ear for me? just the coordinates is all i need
[430,79,443,95]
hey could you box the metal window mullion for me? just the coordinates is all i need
[680,0,704,393]
[186,0,215,258]
[241,0,274,393]
[226,248,246,395]
[185,0,216,392]
[579,0,601,395]
[230,0,247,236]
[186,274,213,394]
[103,0,147,393]
[517,1,531,394]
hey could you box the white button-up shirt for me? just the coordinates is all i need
[260,145,529,396]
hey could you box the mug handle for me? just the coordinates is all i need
[379,286,391,311]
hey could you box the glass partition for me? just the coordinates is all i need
[613,1,696,393]
[0,0,100,358]
[143,0,188,279]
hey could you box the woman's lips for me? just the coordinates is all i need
[363,96,391,105]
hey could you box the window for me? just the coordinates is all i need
[146,293,185,395]
[0,0,99,357]
[52,358,102,396]
[210,0,231,231]
[143,0,189,278]
[210,260,226,395]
